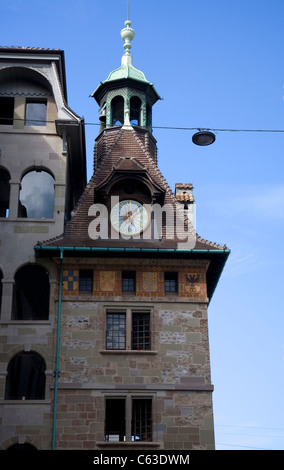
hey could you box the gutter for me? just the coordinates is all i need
[51,248,64,450]
[35,245,230,255]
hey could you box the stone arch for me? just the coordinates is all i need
[111,95,124,126]
[5,351,46,400]
[0,435,41,450]
[0,66,52,97]
[12,264,50,320]
[18,168,54,218]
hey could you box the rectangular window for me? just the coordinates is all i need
[105,397,152,442]
[122,271,136,294]
[164,271,178,293]
[79,269,93,292]
[0,97,14,125]
[105,398,125,442]
[132,312,150,350]
[106,313,126,350]
[106,309,151,351]
[132,399,152,441]
[25,99,47,126]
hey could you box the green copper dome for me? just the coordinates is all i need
[105,62,148,84]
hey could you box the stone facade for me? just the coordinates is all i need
[0,48,86,450]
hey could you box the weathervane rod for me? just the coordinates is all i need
[127,0,130,20]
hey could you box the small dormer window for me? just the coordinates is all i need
[25,99,47,126]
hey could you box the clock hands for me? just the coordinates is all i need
[111,200,148,235]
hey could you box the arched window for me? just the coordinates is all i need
[130,96,141,126]
[18,170,54,218]
[111,96,124,126]
[12,265,50,320]
[0,168,10,217]
[5,351,46,400]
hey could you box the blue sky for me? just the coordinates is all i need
[2,0,284,450]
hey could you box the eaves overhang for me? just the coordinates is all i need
[91,77,161,106]
[34,245,230,302]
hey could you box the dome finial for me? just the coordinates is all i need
[121,14,135,66]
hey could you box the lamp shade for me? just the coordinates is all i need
[192,130,215,146]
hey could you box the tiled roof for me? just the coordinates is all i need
[39,126,227,252]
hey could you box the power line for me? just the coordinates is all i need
[218,432,284,438]
[215,424,284,431]
[3,116,284,134]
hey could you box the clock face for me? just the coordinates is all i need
[110,200,148,235]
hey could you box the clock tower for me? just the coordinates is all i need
[35,17,229,450]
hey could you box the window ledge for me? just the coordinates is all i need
[100,350,158,355]
[14,218,55,223]
[0,400,51,405]
[0,320,51,325]
[96,441,162,448]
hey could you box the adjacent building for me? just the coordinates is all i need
[0,20,229,450]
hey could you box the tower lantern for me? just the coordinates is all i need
[91,19,161,133]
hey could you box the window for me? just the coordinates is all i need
[5,352,46,400]
[105,398,125,441]
[164,272,178,294]
[105,397,152,442]
[132,312,150,350]
[0,168,10,217]
[130,96,141,126]
[111,96,124,126]
[12,265,50,320]
[25,99,47,126]
[106,309,151,351]
[132,399,152,441]
[18,170,54,218]
[122,270,136,294]
[79,269,93,292]
[106,313,126,350]
[0,97,14,125]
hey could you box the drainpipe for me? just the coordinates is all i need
[51,248,64,450]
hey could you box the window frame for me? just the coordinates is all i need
[106,312,126,350]
[104,395,153,443]
[25,98,47,126]
[164,271,178,294]
[105,307,152,351]
[122,270,136,294]
[79,269,93,293]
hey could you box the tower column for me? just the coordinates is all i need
[8,180,20,218]
[0,279,14,321]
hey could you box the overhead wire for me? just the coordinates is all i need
[2,116,284,134]
[215,424,284,450]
